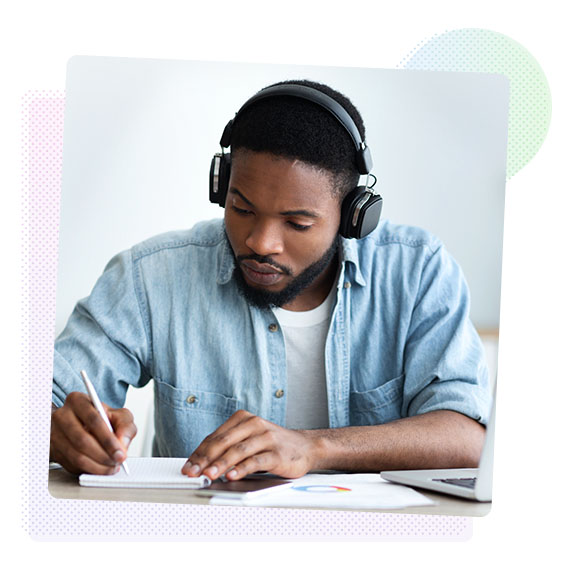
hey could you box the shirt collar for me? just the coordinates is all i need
[339,236,366,287]
[216,225,236,285]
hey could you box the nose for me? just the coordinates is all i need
[244,218,284,257]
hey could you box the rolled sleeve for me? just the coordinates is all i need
[402,244,491,425]
[52,249,152,409]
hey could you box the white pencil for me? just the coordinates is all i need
[80,370,130,475]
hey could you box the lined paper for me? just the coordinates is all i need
[79,457,211,489]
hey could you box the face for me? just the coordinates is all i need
[224,150,342,311]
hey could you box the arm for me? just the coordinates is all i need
[309,409,484,472]
[53,249,151,409]
[181,408,485,480]
[51,249,149,473]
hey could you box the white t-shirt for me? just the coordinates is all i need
[272,285,337,430]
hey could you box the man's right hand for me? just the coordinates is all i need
[50,392,137,475]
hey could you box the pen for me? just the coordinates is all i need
[80,369,130,475]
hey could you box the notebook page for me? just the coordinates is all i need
[79,457,211,489]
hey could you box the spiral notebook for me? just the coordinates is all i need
[79,457,211,489]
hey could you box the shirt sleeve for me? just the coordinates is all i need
[402,244,492,425]
[52,248,152,409]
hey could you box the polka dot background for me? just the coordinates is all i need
[399,28,552,179]
[20,91,473,541]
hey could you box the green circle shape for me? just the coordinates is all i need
[400,28,552,179]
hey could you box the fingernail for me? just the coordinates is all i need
[183,462,200,476]
[207,466,218,478]
[227,469,237,479]
[113,450,125,463]
[121,436,131,448]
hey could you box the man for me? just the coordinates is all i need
[50,79,491,481]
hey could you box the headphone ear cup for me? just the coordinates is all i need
[339,187,365,238]
[209,153,232,207]
[339,186,383,239]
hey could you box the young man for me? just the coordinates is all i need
[50,80,491,480]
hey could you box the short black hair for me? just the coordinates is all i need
[229,79,366,200]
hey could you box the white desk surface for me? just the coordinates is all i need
[48,466,491,517]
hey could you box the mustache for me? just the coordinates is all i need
[236,254,293,276]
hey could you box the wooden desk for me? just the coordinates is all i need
[48,467,491,517]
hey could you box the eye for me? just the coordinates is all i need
[287,221,312,232]
[231,205,252,216]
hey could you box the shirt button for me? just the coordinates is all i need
[274,389,284,398]
[268,323,279,332]
[344,281,351,289]
[186,395,197,404]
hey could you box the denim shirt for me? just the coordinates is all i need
[53,218,491,457]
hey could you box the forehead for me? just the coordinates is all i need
[229,150,338,211]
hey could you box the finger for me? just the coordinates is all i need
[50,420,122,475]
[107,407,137,452]
[182,413,264,477]
[198,409,253,441]
[200,432,274,480]
[54,404,123,466]
[186,415,268,476]
[69,393,127,463]
[225,451,277,480]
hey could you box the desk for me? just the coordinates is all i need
[48,467,491,517]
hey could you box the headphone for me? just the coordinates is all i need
[209,84,383,239]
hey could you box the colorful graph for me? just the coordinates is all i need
[291,485,351,493]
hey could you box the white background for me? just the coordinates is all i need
[1,0,571,568]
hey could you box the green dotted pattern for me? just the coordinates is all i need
[399,28,551,179]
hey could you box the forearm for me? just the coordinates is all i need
[305,410,486,472]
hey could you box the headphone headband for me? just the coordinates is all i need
[209,83,382,238]
[220,84,373,175]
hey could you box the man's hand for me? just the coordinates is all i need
[180,409,486,480]
[50,391,137,475]
[181,410,322,481]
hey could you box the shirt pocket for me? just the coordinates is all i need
[153,377,241,457]
[349,373,405,426]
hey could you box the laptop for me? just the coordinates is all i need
[380,383,496,502]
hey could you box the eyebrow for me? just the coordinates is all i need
[229,188,255,207]
[229,188,320,218]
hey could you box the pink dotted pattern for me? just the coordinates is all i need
[21,92,472,540]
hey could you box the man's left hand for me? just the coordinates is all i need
[181,410,321,480]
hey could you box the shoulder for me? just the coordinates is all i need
[370,219,441,250]
[343,219,456,290]
[128,219,226,263]
[352,219,443,262]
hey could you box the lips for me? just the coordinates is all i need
[241,260,284,286]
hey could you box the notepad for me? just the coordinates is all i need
[79,457,211,489]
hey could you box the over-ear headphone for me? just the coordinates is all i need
[209,84,383,239]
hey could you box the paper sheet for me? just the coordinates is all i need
[79,457,211,489]
[209,472,434,509]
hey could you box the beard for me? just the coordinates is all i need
[228,236,339,310]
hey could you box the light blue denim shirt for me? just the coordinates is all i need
[53,218,491,457]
